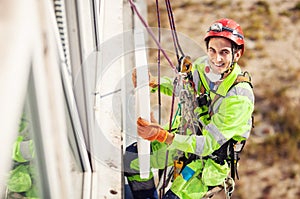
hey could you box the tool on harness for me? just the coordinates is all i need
[173,160,184,179]
[177,56,192,74]
[229,140,246,180]
[174,78,202,136]
[197,93,211,107]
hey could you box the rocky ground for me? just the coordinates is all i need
[147,0,300,198]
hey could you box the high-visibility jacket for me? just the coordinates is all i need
[168,56,254,198]
[168,56,254,156]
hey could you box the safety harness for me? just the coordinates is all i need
[191,71,253,198]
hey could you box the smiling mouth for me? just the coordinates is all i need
[213,63,225,68]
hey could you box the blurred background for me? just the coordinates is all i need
[1,0,299,198]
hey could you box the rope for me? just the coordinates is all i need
[161,85,177,196]
[156,0,162,125]
[128,0,178,74]
[165,0,185,59]
[158,1,188,195]
[155,2,164,197]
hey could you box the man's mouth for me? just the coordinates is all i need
[212,62,225,68]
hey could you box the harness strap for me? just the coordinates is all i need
[230,71,253,89]
[200,72,252,116]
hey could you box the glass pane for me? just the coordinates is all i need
[5,69,88,199]
[5,111,42,199]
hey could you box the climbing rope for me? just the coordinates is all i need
[128,1,196,198]
[155,0,162,125]
[128,0,178,74]
[165,0,185,59]
[156,1,188,196]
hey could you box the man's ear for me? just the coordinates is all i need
[234,49,242,62]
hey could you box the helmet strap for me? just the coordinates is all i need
[221,45,236,78]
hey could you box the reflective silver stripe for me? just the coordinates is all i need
[195,136,205,155]
[227,85,254,103]
[206,123,227,146]
[242,118,253,138]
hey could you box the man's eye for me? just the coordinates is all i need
[221,50,230,55]
[208,48,215,53]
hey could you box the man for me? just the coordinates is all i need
[125,18,254,199]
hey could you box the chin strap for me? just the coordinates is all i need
[221,44,237,79]
[222,44,237,78]
[220,63,234,79]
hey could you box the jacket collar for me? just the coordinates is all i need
[194,56,241,97]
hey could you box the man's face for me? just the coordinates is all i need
[207,37,235,75]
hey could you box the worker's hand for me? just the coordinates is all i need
[137,117,168,142]
[132,68,158,88]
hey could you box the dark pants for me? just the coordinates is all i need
[124,142,158,199]
[162,190,180,199]
[124,143,180,199]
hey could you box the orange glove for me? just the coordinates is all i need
[137,117,168,142]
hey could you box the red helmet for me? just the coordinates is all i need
[204,18,245,55]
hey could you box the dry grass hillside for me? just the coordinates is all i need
[146,0,300,198]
